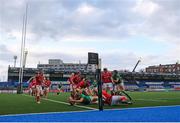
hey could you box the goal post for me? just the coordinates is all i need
[88,52,103,111]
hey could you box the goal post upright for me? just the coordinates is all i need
[97,58,103,111]
[88,52,103,111]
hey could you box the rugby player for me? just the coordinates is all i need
[70,72,82,97]
[76,78,94,96]
[28,77,36,96]
[43,77,51,98]
[102,90,131,105]
[35,71,44,104]
[57,82,63,95]
[101,68,113,91]
[69,88,98,105]
[76,78,90,89]
[68,73,75,93]
[111,70,125,92]
[89,79,98,96]
[72,72,82,89]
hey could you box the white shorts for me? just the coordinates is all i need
[70,84,78,91]
[114,82,124,91]
[119,80,124,86]
[111,95,121,105]
[103,83,113,90]
[44,87,50,91]
[29,86,36,94]
[36,85,43,95]
[70,84,73,92]
[29,88,32,94]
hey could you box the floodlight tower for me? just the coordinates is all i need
[13,55,17,67]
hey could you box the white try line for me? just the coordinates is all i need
[23,94,97,110]
[43,98,97,110]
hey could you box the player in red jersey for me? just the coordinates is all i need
[102,90,112,105]
[35,71,44,104]
[68,73,75,92]
[71,72,82,91]
[29,77,36,96]
[102,90,130,106]
[69,72,82,99]
[101,68,113,91]
[76,78,93,96]
[43,77,51,98]
[76,78,90,89]
[72,72,82,86]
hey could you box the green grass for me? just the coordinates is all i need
[0,91,180,115]
[0,93,83,115]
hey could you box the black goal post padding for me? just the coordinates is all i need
[88,52,99,65]
[97,69,103,111]
[88,52,103,111]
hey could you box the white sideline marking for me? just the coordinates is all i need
[23,94,97,110]
[43,98,97,110]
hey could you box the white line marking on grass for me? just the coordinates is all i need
[23,94,97,110]
[43,98,97,110]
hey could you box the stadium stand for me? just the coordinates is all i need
[124,84,139,91]
[1,80,180,93]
